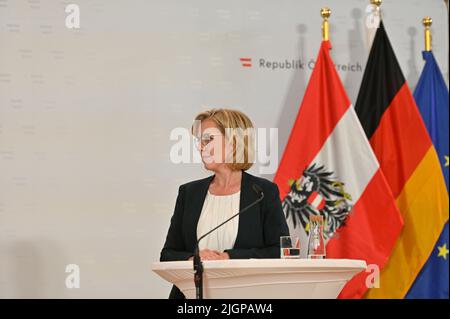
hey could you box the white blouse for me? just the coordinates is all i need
[196,190,241,252]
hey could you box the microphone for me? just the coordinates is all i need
[193,183,265,299]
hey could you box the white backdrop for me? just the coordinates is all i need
[0,0,448,298]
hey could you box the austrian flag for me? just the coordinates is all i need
[274,41,403,298]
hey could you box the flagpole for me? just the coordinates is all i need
[423,17,433,52]
[321,7,331,41]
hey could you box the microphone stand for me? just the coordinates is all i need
[193,246,203,299]
[193,185,264,299]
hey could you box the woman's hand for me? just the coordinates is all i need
[188,249,230,261]
[216,252,230,260]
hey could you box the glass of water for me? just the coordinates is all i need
[280,236,301,259]
[307,214,326,259]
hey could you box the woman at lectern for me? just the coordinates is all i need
[160,108,289,299]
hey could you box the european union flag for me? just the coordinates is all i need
[406,51,449,299]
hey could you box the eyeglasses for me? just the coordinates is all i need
[194,134,222,148]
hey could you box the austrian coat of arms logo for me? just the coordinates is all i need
[282,163,353,239]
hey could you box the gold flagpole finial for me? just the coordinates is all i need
[321,7,331,41]
[370,0,382,7]
[423,17,433,51]
[370,0,382,18]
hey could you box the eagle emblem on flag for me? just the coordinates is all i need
[282,163,353,239]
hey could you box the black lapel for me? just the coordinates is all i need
[234,171,259,248]
[185,175,214,250]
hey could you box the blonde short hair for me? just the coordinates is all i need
[192,108,255,171]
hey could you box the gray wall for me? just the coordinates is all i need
[0,0,448,298]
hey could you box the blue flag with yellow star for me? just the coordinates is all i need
[406,51,449,299]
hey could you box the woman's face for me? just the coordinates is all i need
[196,119,230,172]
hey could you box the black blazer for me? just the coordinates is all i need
[160,171,290,299]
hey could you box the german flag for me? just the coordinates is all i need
[355,22,449,298]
